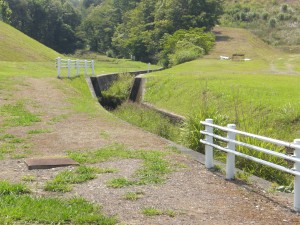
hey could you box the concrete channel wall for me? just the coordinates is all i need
[88,67,185,123]
[90,68,163,98]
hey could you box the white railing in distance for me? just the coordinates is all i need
[200,118,300,212]
[56,57,95,78]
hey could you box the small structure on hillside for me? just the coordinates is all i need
[219,54,251,61]
[220,55,230,60]
[232,53,245,61]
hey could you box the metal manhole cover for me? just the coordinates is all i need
[24,158,79,170]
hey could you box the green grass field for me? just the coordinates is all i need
[144,27,300,141]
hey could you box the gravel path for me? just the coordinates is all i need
[0,77,299,224]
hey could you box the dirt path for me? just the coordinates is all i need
[0,77,300,224]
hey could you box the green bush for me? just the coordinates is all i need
[180,109,229,153]
[169,46,203,66]
[159,27,215,67]
[269,18,277,28]
[281,4,288,13]
[262,12,269,20]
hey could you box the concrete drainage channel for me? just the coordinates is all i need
[86,70,290,204]
[88,68,185,123]
[87,68,204,162]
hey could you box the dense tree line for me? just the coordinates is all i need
[2,0,83,53]
[1,0,223,66]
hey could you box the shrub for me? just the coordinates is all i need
[269,18,277,28]
[159,28,215,67]
[281,4,288,13]
[278,13,284,21]
[106,49,115,58]
[168,46,203,66]
[262,12,269,20]
[180,109,229,153]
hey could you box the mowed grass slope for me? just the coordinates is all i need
[145,27,300,141]
[0,21,61,78]
[0,21,152,78]
[0,21,59,62]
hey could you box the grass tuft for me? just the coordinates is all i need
[0,180,30,196]
[22,175,37,182]
[142,207,163,216]
[107,178,135,188]
[0,101,41,127]
[45,166,100,192]
[123,191,144,200]
[142,206,176,217]
[27,129,52,135]
[49,114,68,124]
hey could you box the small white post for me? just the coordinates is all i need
[148,63,151,73]
[204,119,214,169]
[226,124,236,180]
[294,139,300,212]
[67,59,71,78]
[57,57,61,78]
[76,59,79,76]
[92,60,95,76]
[84,60,88,76]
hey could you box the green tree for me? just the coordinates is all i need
[82,0,103,8]
[112,0,157,62]
[5,0,31,31]
[0,0,11,23]
[155,0,223,32]
[6,0,82,53]
[112,0,221,63]
[80,1,119,53]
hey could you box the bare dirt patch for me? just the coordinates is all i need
[0,77,300,224]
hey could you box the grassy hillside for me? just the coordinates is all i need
[144,27,300,141]
[0,22,59,62]
[221,0,300,48]
[0,21,153,78]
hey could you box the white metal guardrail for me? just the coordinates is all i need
[56,57,95,78]
[200,118,300,212]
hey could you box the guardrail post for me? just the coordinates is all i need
[226,124,236,180]
[67,59,71,78]
[56,57,61,78]
[294,139,300,212]
[204,119,214,169]
[92,60,95,76]
[76,59,79,76]
[84,60,88,76]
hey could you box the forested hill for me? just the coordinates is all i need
[0,0,222,67]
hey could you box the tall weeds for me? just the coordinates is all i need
[181,110,293,185]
